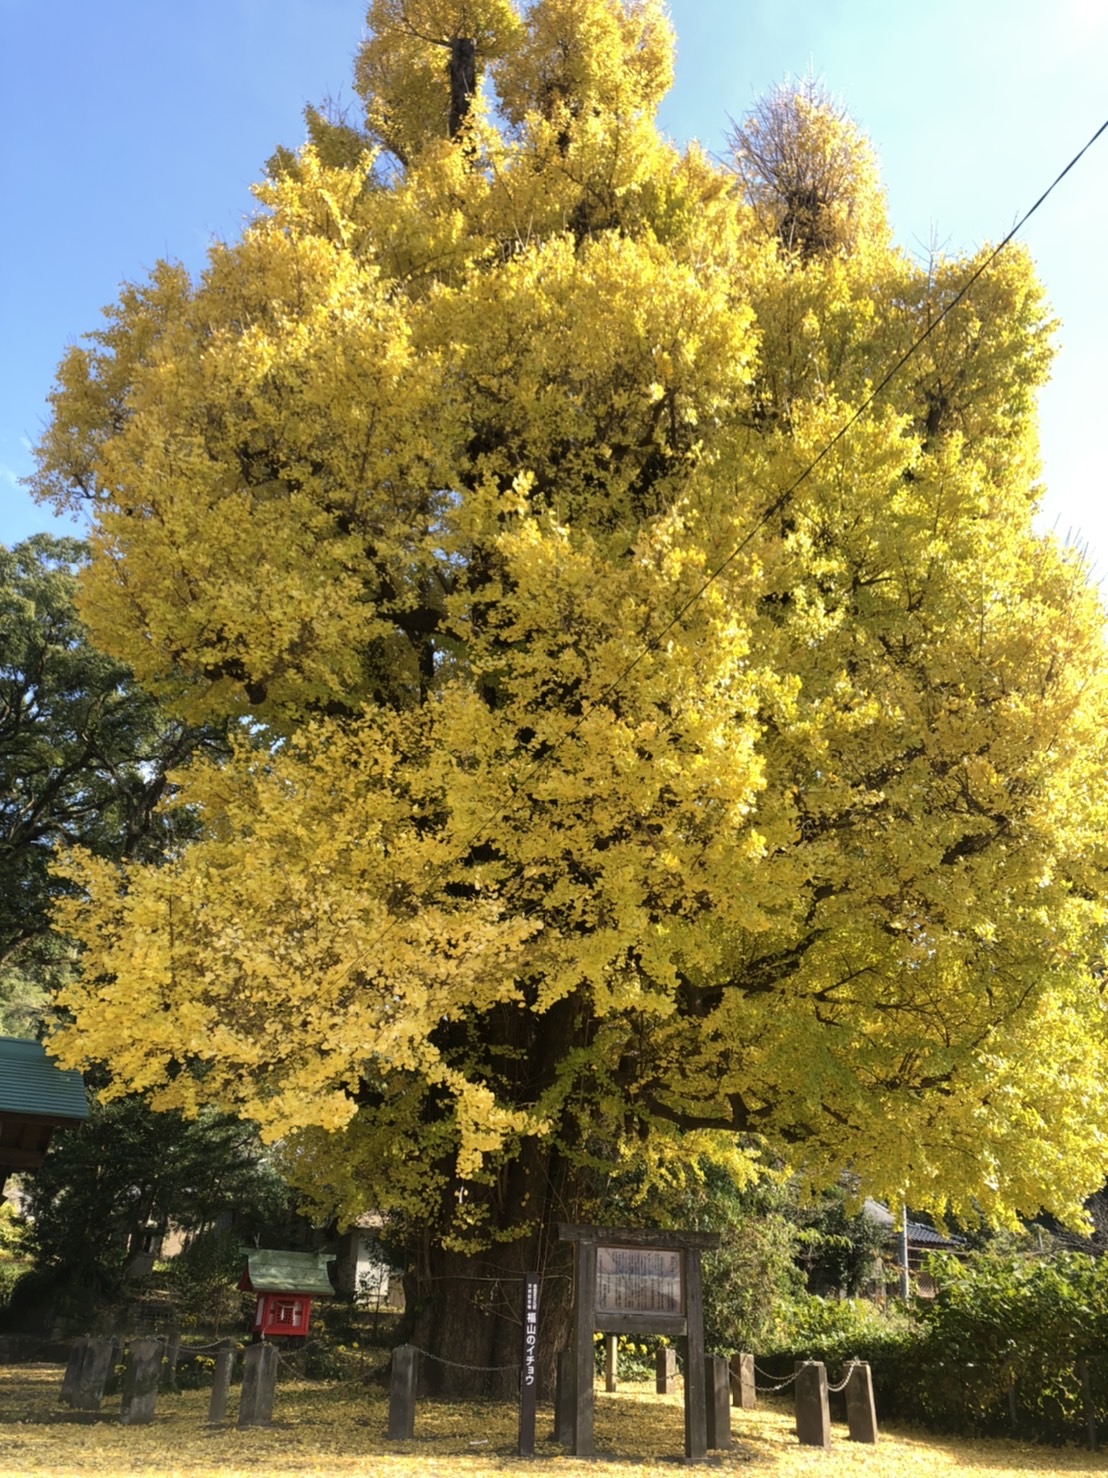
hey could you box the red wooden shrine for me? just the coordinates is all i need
[239,1249,334,1339]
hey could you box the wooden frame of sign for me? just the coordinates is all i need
[558,1223,721,1461]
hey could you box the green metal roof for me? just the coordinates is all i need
[242,1249,334,1296]
[0,1038,88,1122]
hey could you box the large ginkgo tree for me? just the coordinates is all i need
[32,0,1108,1384]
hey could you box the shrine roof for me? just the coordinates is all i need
[0,1037,88,1122]
[241,1250,334,1296]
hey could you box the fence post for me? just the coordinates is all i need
[656,1345,677,1394]
[795,1360,831,1450]
[730,1351,756,1409]
[64,1336,116,1413]
[705,1354,731,1450]
[163,1323,182,1392]
[59,1337,88,1406]
[237,1342,278,1428]
[387,1344,418,1440]
[207,1339,237,1425]
[844,1360,878,1443]
[120,1338,162,1425]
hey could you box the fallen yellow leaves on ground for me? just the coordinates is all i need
[0,1365,1102,1478]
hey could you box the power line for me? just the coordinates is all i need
[334,112,1108,979]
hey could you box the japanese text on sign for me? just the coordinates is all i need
[595,1247,682,1314]
[523,1276,539,1387]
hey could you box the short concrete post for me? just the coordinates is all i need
[844,1360,878,1444]
[163,1323,182,1392]
[795,1360,831,1450]
[120,1338,162,1425]
[59,1337,89,1406]
[67,1336,116,1412]
[554,1349,574,1446]
[237,1342,278,1429]
[386,1343,418,1440]
[730,1351,756,1409]
[656,1344,677,1394]
[207,1339,237,1425]
[604,1333,618,1392]
[705,1354,731,1450]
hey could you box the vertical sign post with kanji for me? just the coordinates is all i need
[518,1271,540,1457]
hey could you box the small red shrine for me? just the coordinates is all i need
[239,1249,334,1339]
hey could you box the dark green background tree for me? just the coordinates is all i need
[0,534,221,1020]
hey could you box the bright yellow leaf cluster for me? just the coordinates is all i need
[33,1,1108,1243]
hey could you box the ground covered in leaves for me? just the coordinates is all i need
[0,1363,1103,1477]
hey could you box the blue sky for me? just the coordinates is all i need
[3,1,1107,579]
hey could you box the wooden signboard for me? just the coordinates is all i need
[558,1224,720,1462]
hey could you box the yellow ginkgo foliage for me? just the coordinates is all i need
[31,0,1108,1386]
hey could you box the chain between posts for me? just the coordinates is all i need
[409,1346,522,1373]
[753,1363,799,1394]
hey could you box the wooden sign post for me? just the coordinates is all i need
[558,1224,720,1462]
[518,1271,540,1457]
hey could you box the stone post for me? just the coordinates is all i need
[163,1323,182,1392]
[59,1337,88,1406]
[730,1351,756,1409]
[705,1354,731,1450]
[120,1339,162,1425]
[844,1360,878,1444]
[795,1360,831,1450]
[64,1336,116,1413]
[207,1339,237,1425]
[604,1333,618,1392]
[237,1341,278,1429]
[386,1344,418,1440]
[655,1345,677,1394]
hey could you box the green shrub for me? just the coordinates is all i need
[757,1292,918,1416]
[903,1251,1108,1443]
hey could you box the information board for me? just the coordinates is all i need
[595,1246,682,1314]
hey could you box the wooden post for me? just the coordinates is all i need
[604,1333,618,1392]
[554,1349,574,1447]
[705,1354,731,1450]
[795,1360,831,1450]
[844,1360,878,1444]
[517,1272,539,1459]
[237,1341,278,1429]
[207,1339,236,1425]
[120,1338,162,1425]
[386,1344,418,1440]
[655,1345,677,1393]
[572,1238,597,1457]
[683,1248,708,1463]
[730,1350,756,1409]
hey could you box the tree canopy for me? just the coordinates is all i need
[30,0,1108,1353]
[0,535,218,997]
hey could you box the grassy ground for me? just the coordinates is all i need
[0,1363,1104,1478]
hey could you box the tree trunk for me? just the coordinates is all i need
[403,1147,580,1399]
